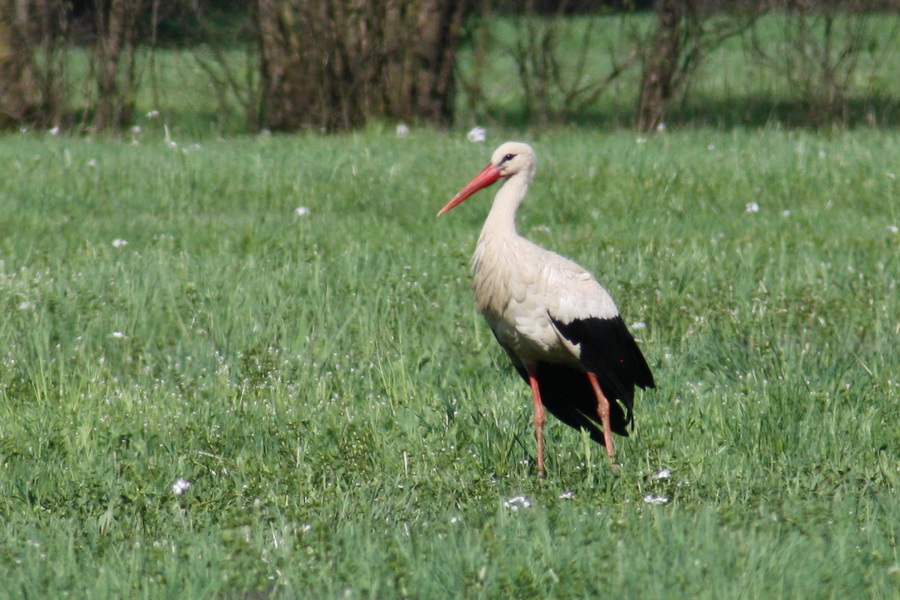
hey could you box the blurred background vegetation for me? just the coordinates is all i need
[1,0,898,134]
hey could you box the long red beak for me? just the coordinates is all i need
[437,163,503,216]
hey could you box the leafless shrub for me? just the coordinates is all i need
[187,2,262,132]
[748,0,899,125]
[460,0,637,123]
[503,0,639,124]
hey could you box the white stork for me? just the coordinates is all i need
[438,141,655,475]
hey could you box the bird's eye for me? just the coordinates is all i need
[501,153,516,164]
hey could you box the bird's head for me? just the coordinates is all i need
[489,141,536,180]
[438,141,536,216]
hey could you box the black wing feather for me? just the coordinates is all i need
[494,315,654,445]
[552,314,654,413]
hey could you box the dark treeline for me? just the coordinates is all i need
[1,0,897,133]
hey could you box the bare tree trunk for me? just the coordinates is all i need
[382,0,468,126]
[635,0,684,131]
[256,0,470,132]
[257,0,349,131]
[0,15,37,126]
[90,0,145,131]
[0,0,68,128]
[634,0,761,132]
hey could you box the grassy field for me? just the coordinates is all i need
[1,122,897,598]
[2,13,900,596]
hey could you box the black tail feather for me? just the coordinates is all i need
[510,362,629,445]
[506,314,655,446]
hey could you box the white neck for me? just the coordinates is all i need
[479,171,532,243]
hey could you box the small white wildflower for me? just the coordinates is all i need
[450,516,461,524]
[654,468,672,480]
[50,126,60,135]
[164,124,176,148]
[171,478,192,495]
[643,494,669,505]
[112,238,128,248]
[131,125,142,134]
[636,137,647,144]
[110,331,126,339]
[631,322,647,330]
[146,110,160,118]
[745,202,760,213]
[503,495,532,511]
[301,524,312,533]
[656,122,666,132]
[87,159,98,167]
[18,301,32,310]
[396,123,410,138]
[558,491,575,500]
[707,144,715,151]
[467,126,486,143]
[887,225,899,234]
[295,206,310,217]
[782,210,791,217]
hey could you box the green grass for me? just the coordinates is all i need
[2,15,900,596]
[0,123,897,598]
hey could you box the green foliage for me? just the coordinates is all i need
[0,119,898,598]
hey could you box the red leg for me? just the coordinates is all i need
[587,372,617,468]
[526,364,546,476]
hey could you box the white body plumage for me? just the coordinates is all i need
[438,141,654,474]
